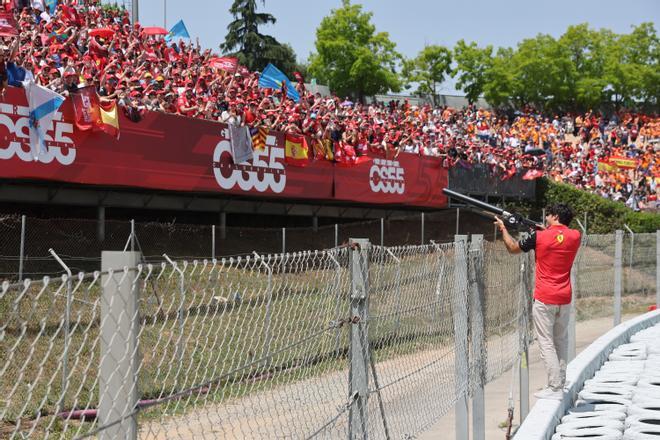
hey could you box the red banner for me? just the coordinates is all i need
[0,87,447,208]
[71,86,101,131]
[0,12,17,37]
[334,154,448,207]
[208,57,238,72]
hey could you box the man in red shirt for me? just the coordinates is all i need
[495,204,581,400]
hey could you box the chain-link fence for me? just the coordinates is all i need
[1,231,657,439]
[573,232,658,322]
[0,211,497,281]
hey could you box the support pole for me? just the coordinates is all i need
[380,218,384,247]
[18,215,25,281]
[614,230,623,326]
[132,0,139,24]
[455,208,460,236]
[282,227,286,254]
[335,223,339,248]
[312,215,318,233]
[519,251,531,424]
[97,206,106,242]
[453,234,469,440]
[421,212,425,245]
[469,235,485,440]
[211,225,216,259]
[656,230,659,308]
[130,219,135,253]
[568,261,577,361]
[348,238,370,440]
[99,251,140,440]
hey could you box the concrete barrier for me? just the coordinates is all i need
[514,309,660,440]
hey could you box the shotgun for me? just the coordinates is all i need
[443,188,542,231]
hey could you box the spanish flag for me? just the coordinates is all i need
[99,100,120,139]
[598,161,618,172]
[285,133,309,166]
[608,156,637,170]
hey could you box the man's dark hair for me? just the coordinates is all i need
[546,203,574,226]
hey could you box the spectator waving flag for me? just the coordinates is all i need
[284,134,309,166]
[258,63,300,103]
[45,0,57,15]
[23,80,65,159]
[165,19,190,41]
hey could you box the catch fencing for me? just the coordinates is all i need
[0,212,497,281]
[0,231,658,439]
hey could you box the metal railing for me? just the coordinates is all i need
[0,230,657,439]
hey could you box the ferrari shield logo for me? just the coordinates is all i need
[556,233,564,244]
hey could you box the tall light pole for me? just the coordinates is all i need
[163,0,167,28]
[132,0,139,24]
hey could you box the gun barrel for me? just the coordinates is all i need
[442,188,505,216]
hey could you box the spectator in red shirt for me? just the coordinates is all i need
[495,204,581,400]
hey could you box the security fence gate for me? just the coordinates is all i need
[1,231,658,439]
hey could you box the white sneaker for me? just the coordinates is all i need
[534,387,563,400]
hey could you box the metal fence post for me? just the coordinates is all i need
[624,224,634,278]
[253,252,273,367]
[335,223,339,248]
[385,248,402,332]
[328,250,343,353]
[455,208,460,236]
[49,249,72,414]
[163,255,185,370]
[211,225,216,259]
[421,212,425,245]
[282,227,286,254]
[657,230,660,308]
[380,218,384,247]
[614,230,623,326]
[469,235,485,440]
[130,219,135,253]
[453,234,469,440]
[18,215,25,281]
[348,238,370,440]
[519,252,530,423]
[100,251,140,440]
[568,263,577,362]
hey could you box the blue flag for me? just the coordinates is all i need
[165,19,190,41]
[258,63,300,103]
[6,62,34,87]
[45,0,57,14]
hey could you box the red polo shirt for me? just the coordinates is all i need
[519,225,581,305]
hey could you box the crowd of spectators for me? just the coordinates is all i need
[2,0,659,210]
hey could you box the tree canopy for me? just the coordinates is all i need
[221,0,298,74]
[308,0,402,100]
[453,23,658,112]
[402,45,452,105]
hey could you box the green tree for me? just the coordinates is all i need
[603,23,659,109]
[308,0,402,100]
[221,0,297,73]
[482,47,515,109]
[402,45,452,105]
[558,24,609,110]
[452,40,493,103]
[508,34,575,112]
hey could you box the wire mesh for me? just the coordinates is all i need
[481,241,528,383]
[622,232,656,298]
[365,243,463,437]
[0,230,656,439]
[572,234,619,321]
